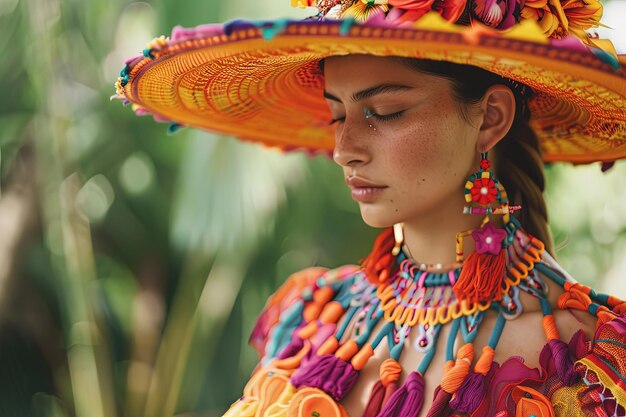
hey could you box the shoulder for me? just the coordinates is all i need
[248,264,363,363]
[511,250,626,412]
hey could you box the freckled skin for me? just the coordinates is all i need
[325,55,480,231]
[324,54,528,265]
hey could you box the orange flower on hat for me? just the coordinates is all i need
[520,0,603,42]
[388,0,436,22]
[561,0,603,40]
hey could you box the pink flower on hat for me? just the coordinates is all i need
[470,0,523,29]
[389,0,437,22]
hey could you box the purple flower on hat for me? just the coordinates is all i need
[470,0,523,29]
[472,222,507,255]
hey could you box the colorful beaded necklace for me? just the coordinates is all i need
[229,218,626,417]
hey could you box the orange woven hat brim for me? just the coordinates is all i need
[117,13,626,164]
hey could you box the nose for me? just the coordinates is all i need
[332,117,371,169]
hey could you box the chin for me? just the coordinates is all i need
[359,205,399,229]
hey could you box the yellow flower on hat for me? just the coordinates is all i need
[341,0,390,22]
[561,0,603,40]
[521,0,603,43]
[291,0,318,7]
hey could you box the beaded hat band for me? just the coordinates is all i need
[115,8,626,164]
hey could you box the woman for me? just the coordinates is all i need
[115,1,626,415]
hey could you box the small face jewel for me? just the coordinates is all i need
[364,108,377,130]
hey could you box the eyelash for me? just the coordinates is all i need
[328,110,405,126]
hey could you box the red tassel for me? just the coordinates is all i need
[360,228,399,285]
[382,381,398,405]
[453,249,506,303]
[426,385,454,417]
[363,381,385,417]
[363,358,402,415]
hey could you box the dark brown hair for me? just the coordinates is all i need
[319,57,554,254]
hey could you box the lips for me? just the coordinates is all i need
[345,176,387,189]
[346,176,388,203]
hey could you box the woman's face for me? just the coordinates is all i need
[323,55,483,228]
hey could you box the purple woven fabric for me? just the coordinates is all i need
[569,329,591,360]
[548,339,580,386]
[378,371,425,417]
[472,356,542,416]
[290,354,358,401]
[449,364,499,413]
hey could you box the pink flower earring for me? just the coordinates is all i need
[453,151,520,304]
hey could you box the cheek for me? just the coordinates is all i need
[384,109,467,190]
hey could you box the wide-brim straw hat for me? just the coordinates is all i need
[114,1,626,164]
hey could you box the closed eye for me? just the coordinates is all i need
[329,110,405,126]
[371,110,404,121]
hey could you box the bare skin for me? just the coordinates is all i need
[323,55,597,416]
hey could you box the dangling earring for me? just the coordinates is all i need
[392,223,403,256]
[453,151,516,304]
[460,151,515,250]
[462,152,509,218]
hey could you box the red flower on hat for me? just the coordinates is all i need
[389,0,436,22]
[470,177,498,205]
[471,0,523,29]
[433,0,467,22]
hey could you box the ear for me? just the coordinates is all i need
[476,85,516,153]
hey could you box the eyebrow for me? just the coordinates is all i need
[323,83,414,103]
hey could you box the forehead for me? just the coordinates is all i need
[322,55,448,95]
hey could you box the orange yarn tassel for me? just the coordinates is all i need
[360,228,399,285]
[440,343,474,394]
[453,249,506,303]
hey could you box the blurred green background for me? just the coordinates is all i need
[1,0,625,416]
